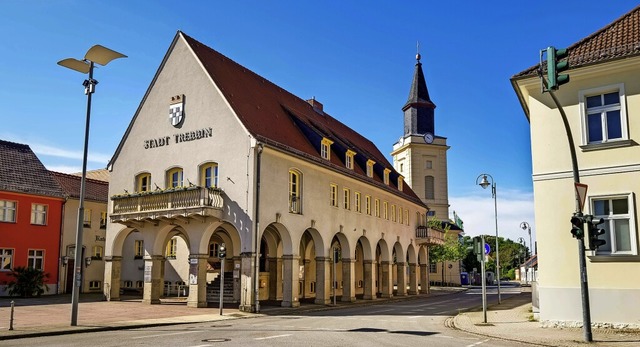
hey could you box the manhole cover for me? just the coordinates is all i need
[202,338,231,343]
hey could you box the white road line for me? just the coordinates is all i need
[466,338,490,347]
[255,334,292,340]
[131,331,201,339]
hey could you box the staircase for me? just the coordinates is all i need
[207,272,235,303]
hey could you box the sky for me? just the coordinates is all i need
[2,1,638,247]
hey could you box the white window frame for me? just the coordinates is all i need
[28,249,44,270]
[134,240,144,259]
[92,245,103,259]
[0,248,14,271]
[166,238,178,258]
[89,281,101,289]
[579,83,628,147]
[355,192,361,213]
[365,195,371,215]
[83,209,91,228]
[330,184,338,207]
[289,169,302,214]
[0,200,17,223]
[383,168,390,185]
[589,193,637,256]
[321,138,333,160]
[30,203,47,225]
[343,188,351,210]
[366,160,375,178]
[346,150,356,170]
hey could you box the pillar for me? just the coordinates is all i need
[315,256,331,305]
[239,252,255,312]
[103,256,122,301]
[281,255,300,307]
[142,255,164,305]
[396,262,407,296]
[408,262,418,295]
[341,258,356,302]
[362,260,375,300]
[187,254,208,308]
[420,263,430,294]
[380,261,393,298]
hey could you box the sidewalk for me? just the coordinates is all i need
[452,288,640,347]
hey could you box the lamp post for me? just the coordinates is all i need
[520,221,533,285]
[58,45,126,326]
[518,237,526,284]
[476,173,500,303]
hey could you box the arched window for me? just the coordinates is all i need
[200,162,219,188]
[289,169,302,213]
[425,175,435,200]
[166,167,183,188]
[135,172,151,192]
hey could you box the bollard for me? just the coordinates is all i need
[9,300,15,330]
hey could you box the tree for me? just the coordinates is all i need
[428,218,466,285]
[6,266,49,297]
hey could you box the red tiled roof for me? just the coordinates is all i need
[513,4,640,78]
[0,139,65,199]
[50,171,109,203]
[72,169,110,183]
[181,32,423,204]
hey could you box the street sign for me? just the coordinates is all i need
[484,243,491,255]
[575,183,588,212]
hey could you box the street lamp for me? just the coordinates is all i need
[476,173,501,303]
[517,237,526,284]
[58,45,126,326]
[520,221,533,285]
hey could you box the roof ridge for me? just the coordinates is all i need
[49,170,108,186]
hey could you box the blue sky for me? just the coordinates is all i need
[2,1,638,244]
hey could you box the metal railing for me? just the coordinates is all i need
[415,226,445,243]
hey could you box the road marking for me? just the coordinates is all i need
[466,338,490,347]
[368,308,394,314]
[255,334,292,340]
[131,331,201,339]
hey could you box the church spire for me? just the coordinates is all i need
[402,48,436,137]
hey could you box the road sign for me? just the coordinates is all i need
[484,243,491,255]
[575,183,588,212]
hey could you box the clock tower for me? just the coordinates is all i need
[392,52,450,220]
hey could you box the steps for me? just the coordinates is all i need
[207,272,235,303]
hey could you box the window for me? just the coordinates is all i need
[89,281,101,289]
[355,192,361,213]
[123,280,133,288]
[1,200,16,223]
[374,199,380,218]
[391,204,396,222]
[92,246,103,259]
[591,195,636,255]
[100,211,107,229]
[0,249,13,271]
[201,162,219,188]
[28,250,44,270]
[398,207,403,224]
[330,184,338,207]
[166,168,183,188]
[580,84,627,146]
[343,188,351,210]
[383,168,390,185]
[405,209,409,225]
[134,240,144,259]
[365,195,371,215]
[429,263,437,273]
[30,204,47,225]
[346,150,356,170]
[289,169,302,214]
[398,176,404,191]
[166,238,177,258]
[136,281,144,288]
[320,138,333,160]
[83,209,91,228]
[136,172,151,192]
[425,176,435,200]
[383,201,388,220]
[366,160,375,178]
[209,242,219,257]
[426,160,433,169]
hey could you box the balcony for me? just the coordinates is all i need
[415,226,445,245]
[110,186,224,227]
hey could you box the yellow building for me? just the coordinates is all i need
[512,6,640,327]
[104,31,445,311]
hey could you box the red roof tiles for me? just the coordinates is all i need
[51,171,109,203]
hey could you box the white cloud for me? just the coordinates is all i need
[31,143,111,165]
[45,165,82,174]
[450,188,536,251]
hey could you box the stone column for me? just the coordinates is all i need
[396,262,407,296]
[281,255,300,307]
[420,264,430,294]
[239,252,255,312]
[103,256,122,301]
[408,262,419,295]
[142,255,164,305]
[315,256,331,305]
[362,260,375,300]
[341,258,356,302]
[380,261,393,298]
[187,254,208,308]
[268,257,278,300]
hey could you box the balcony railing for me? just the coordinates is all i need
[110,186,224,224]
[415,226,445,245]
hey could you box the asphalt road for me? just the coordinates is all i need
[4,285,530,347]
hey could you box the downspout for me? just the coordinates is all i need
[253,142,264,313]
[58,197,67,294]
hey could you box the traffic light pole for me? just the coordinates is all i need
[546,85,593,342]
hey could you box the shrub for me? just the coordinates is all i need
[6,266,50,297]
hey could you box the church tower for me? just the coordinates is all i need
[392,52,450,220]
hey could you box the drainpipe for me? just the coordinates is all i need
[253,142,263,313]
[58,197,68,294]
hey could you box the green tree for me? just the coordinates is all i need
[428,218,466,285]
[6,266,49,297]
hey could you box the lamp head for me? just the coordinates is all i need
[478,175,490,189]
[84,257,92,267]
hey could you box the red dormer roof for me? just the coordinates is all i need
[50,171,109,203]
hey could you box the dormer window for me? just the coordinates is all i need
[321,138,333,160]
[345,150,356,170]
[383,168,391,185]
[366,159,375,178]
[398,176,404,191]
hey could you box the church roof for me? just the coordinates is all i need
[403,55,436,111]
[0,139,65,199]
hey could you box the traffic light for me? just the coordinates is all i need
[570,214,585,239]
[218,243,226,259]
[586,215,607,250]
[547,46,570,90]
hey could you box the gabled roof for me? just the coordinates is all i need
[50,171,109,203]
[513,4,640,78]
[0,140,65,199]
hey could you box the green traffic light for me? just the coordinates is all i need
[546,46,570,90]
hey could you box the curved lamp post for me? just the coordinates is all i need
[58,45,126,326]
[520,221,533,285]
[517,237,526,284]
[476,173,500,303]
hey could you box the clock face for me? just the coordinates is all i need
[423,132,434,144]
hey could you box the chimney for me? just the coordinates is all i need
[306,98,323,113]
